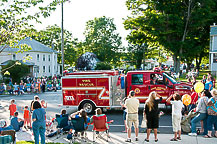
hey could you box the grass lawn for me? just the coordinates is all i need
[179,70,217,86]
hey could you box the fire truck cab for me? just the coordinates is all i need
[62,70,192,113]
[126,71,192,104]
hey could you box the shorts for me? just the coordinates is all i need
[172,115,181,132]
[27,88,31,92]
[126,113,138,128]
[146,115,159,129]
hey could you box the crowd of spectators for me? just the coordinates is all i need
[0,75,61,95]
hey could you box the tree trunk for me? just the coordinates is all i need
[136,58,142,69]
[196,57,199,70]
[173,54,180,73]
[196,53,203,71]
[187,63,191,72]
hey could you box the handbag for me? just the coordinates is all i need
[140,113,147,128]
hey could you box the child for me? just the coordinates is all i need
[13,82,19,95]
[31,82,34,93]
[26,82,31,94]
[19,83,24,95]
[166,93,184,141]
[21,106,30,129]
[9,99,17,120]
[41,99,47,108]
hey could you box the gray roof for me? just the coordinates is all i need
[0,60,35,66]
[2,37,57,53]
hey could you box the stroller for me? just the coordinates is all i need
[46,117,55,134]
[181,109,199,133]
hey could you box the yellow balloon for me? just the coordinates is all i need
[194,82,204,93]
[182,94,191,106]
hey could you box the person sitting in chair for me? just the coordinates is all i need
[70,109,90,129]
[68,109,90,138]
[47,83,53,91]
[10,112,24,132]
[90,108,109,129]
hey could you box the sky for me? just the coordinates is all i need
[35,0,131,46]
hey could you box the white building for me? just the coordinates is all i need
[0,37,60,77]
[210,25,217,75]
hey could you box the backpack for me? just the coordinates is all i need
[207,98,217,116]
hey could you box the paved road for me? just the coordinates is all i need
[0,90,200,134]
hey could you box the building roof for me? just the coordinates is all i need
[1,37,57,53]
[0,60,35,66]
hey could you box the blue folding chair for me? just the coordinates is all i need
[69,117,88,143]
[55,114,69,138]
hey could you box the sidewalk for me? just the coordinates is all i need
[16,130,217,144]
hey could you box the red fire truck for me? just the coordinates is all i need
[62,70,192,113]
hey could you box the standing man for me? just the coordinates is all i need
[125,90,140,142]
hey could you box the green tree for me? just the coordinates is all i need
[124,0,217,72]
[0,0,68,53]
[126,43,146,69]
[83,16,123,66]
[95,62,112,70]
[1,61,29,83]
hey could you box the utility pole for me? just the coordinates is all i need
[61,2,64,75]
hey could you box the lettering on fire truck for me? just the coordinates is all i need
[65,96,75,101]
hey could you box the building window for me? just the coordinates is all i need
[48,55,51,61]
[213,53,217,63]
[43,66,46,73]
[49,65,51,73]
[43,55,45,61]
[12,54,16,60]
[37,54,40,61]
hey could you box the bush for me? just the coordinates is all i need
[1,60,30,83]
[95,62,112,70]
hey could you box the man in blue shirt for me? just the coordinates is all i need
[10,112,24,132]
[47,82,53,91]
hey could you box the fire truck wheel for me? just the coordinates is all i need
[80,101,96,114]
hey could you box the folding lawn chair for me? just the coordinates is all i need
[92,115,113,142]
[69,117,88,143]
[1,130,16,144]
[55,114,69,138]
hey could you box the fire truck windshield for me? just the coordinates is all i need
[163,72,178,84]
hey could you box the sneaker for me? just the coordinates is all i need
[188,133,197,136]
[135,138,139,141]
[125,139,131,142]
[177,137,181,140]
[170,138,177,141]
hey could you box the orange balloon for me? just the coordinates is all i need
[182,94,191,106]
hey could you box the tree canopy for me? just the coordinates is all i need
[124,0,217,72]
[0,0,68,53]
[83,16,123,66]
[1,60,29,83]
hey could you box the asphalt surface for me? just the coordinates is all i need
[0,90,199,134]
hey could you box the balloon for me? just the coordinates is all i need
[194,82,204,93]
[182,94,191,106]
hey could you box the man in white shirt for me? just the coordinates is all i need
[125,90,140,142]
